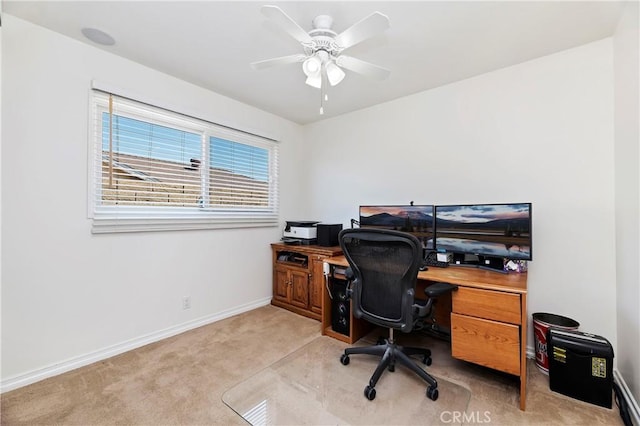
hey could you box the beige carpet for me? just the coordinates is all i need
[222,336,470,425]
[1,306,322,425]
[1,305,625,425]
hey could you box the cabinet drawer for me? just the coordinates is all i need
[453,287,521,324]
[451,313,520,376]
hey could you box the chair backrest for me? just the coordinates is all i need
[339,228,422,333]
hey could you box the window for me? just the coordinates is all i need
[89,91,279,233]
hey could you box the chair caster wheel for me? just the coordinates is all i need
[423,356,432,366]
[427,386,439,401]
[364,385,376,400]
[388,364,395,372]
[376,337,386,345]
[340,354,350,365]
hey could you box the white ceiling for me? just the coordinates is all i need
[3,1,626,124]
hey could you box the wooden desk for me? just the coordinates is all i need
[322,255,528,411]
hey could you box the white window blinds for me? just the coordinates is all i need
[89,90,279,233]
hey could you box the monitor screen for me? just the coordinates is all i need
[435,203,532,260]
[359,205,435,250]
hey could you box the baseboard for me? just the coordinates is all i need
[526,345,535,359]
[614,369,640,426]
[0,297,272,393]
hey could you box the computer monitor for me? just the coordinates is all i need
[434,203,532,261]
[359,205,435,250]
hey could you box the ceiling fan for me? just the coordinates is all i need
[251,5,390,111]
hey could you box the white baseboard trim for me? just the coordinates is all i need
[614,369,640,426]
[1,297,272,393]
[526,345,535,359]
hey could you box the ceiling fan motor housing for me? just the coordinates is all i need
[305,14,343,57]
[304,36,342,58]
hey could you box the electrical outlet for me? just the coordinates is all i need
[182,296,191,310]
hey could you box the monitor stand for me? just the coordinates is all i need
[451,253,480,268]
[477,256,507,274]
[451,253,507,273]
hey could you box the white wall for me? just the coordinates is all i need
[303,39,617,352]
[614,1,640,404]
[0,15,305,388]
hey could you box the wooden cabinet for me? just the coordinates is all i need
[451,287,524,376]
[271,244,342,321]
[273,265,310,309]
[450,283,528,410]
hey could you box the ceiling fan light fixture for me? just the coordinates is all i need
[305,72,322,89]
[326,61,345,86]
[302,55,322,77]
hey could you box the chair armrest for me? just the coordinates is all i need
[413,300,432,318]
[414,283,458,318]
[345,268,355,299]
[424,282,458,298]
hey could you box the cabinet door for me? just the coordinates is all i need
[309,258,325,315]
[290,270,310,309]
[273,267,290,303]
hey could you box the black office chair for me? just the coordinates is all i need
[338,228,457,401]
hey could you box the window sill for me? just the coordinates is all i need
[91,211,278,234]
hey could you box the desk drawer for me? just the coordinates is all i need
[453,287,521,324]
[451,313,520,376]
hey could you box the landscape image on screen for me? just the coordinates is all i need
[359,205,434,249]
[435,203,531,260]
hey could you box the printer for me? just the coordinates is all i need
[282,221,319,245]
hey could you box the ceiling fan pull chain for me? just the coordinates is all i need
[320,69,325,115]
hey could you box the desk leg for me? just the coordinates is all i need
[519,292,528,411]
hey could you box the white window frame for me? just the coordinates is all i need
[88,89,279,233]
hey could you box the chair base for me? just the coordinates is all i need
[340,333,439,401]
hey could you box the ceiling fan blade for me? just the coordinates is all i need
[251,54,307,70]
[336,55,390,80]
[334,12,390,50]
[261,5,313,44]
